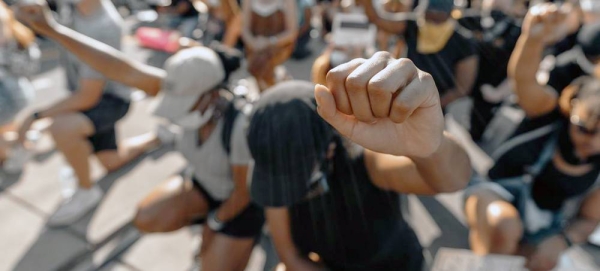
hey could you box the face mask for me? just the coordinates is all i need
[417,19,456,54]
[330,50,349,68]
[174,105,216,129]
[575,46,600,77]
[251,0,280,17]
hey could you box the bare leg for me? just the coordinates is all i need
[134,175,210,233]
[465,190,524,255]
[201,233,256,271]
[48,114,95,189]
[95,132,161,172]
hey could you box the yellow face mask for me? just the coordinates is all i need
[417,19,456,54]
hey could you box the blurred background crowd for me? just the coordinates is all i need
[1,0,600,270]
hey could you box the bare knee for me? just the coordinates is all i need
[133,206,182,233]
[49,115,91,144]
[486,202,523,254]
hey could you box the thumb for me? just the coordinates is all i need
[315,84,357,138]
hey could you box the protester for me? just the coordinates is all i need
[361,0,479,108]
[241,0,298,91]
[16,0,158,226]
[0,1,39,169]
[17,3,264,270]
[469,0,521,141]
[465,6,600,271]
[292,0,314,59]
[247,52,472,271]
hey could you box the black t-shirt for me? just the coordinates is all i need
[404,21,477,95]
[289,148,423,271]
[546,50,587,95]
[474,14,521,88]
[488,109,600,211]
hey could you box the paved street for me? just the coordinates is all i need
[1,15,599,271]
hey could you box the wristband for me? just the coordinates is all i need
[207,210,224,231]
[559,231,573,248]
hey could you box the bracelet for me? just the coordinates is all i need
[207,210,224,231]
[559,231,573,248]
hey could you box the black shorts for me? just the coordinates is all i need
[191,178,265,239]
[81,94,130,152]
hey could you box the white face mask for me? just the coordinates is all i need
[576,46,598,76]
[175,105,216,129]
[252,0,280,17]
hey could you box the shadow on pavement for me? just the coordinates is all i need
[417,196,470,257]
[12,145,171,271]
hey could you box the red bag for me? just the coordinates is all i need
[135,27,180,53]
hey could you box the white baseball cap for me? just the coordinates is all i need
[151,47,225,121]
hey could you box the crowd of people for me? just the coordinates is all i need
[1,0,600,270]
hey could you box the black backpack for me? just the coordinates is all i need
[220,96,249,156]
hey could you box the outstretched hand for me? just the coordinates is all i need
[14,0,58,36]
[315,52,444,158]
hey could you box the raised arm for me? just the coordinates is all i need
[16,2,165,96]
[508,4,568,118]
[317,52,471,195]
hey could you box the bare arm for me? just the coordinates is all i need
[221,0,242,47]
[47,26,165,96]
[214,165,252,222]
[240,0,257,49]
[266,208,328,271]
[440,56,479,107]
[508,35,558,117]
[366,132,472,195]
[16,3,166,96]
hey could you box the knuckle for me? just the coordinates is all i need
[372,51,392,60]
[345,74,367,93]
[392,99,412,116]
[367,80,390,99]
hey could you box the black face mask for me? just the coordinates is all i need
[490,10,508,22]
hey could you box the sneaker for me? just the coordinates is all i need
[47,186,103,227]
[156,124,177,146]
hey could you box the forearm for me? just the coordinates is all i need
[46,25,163,94]
[565,217,600,245]
[222,15,242,47]
[409,132,471,193]
[508,36,545,94]
[215,189,251,222]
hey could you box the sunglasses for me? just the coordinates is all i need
[571,115,600,136]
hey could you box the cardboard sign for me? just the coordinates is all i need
[331,13,377,48]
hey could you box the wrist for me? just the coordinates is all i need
[207,210,224,231]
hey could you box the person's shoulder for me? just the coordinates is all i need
[453,24,475,42]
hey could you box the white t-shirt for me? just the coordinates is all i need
[177,114,252,200]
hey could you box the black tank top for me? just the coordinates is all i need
[289,145,423,271]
